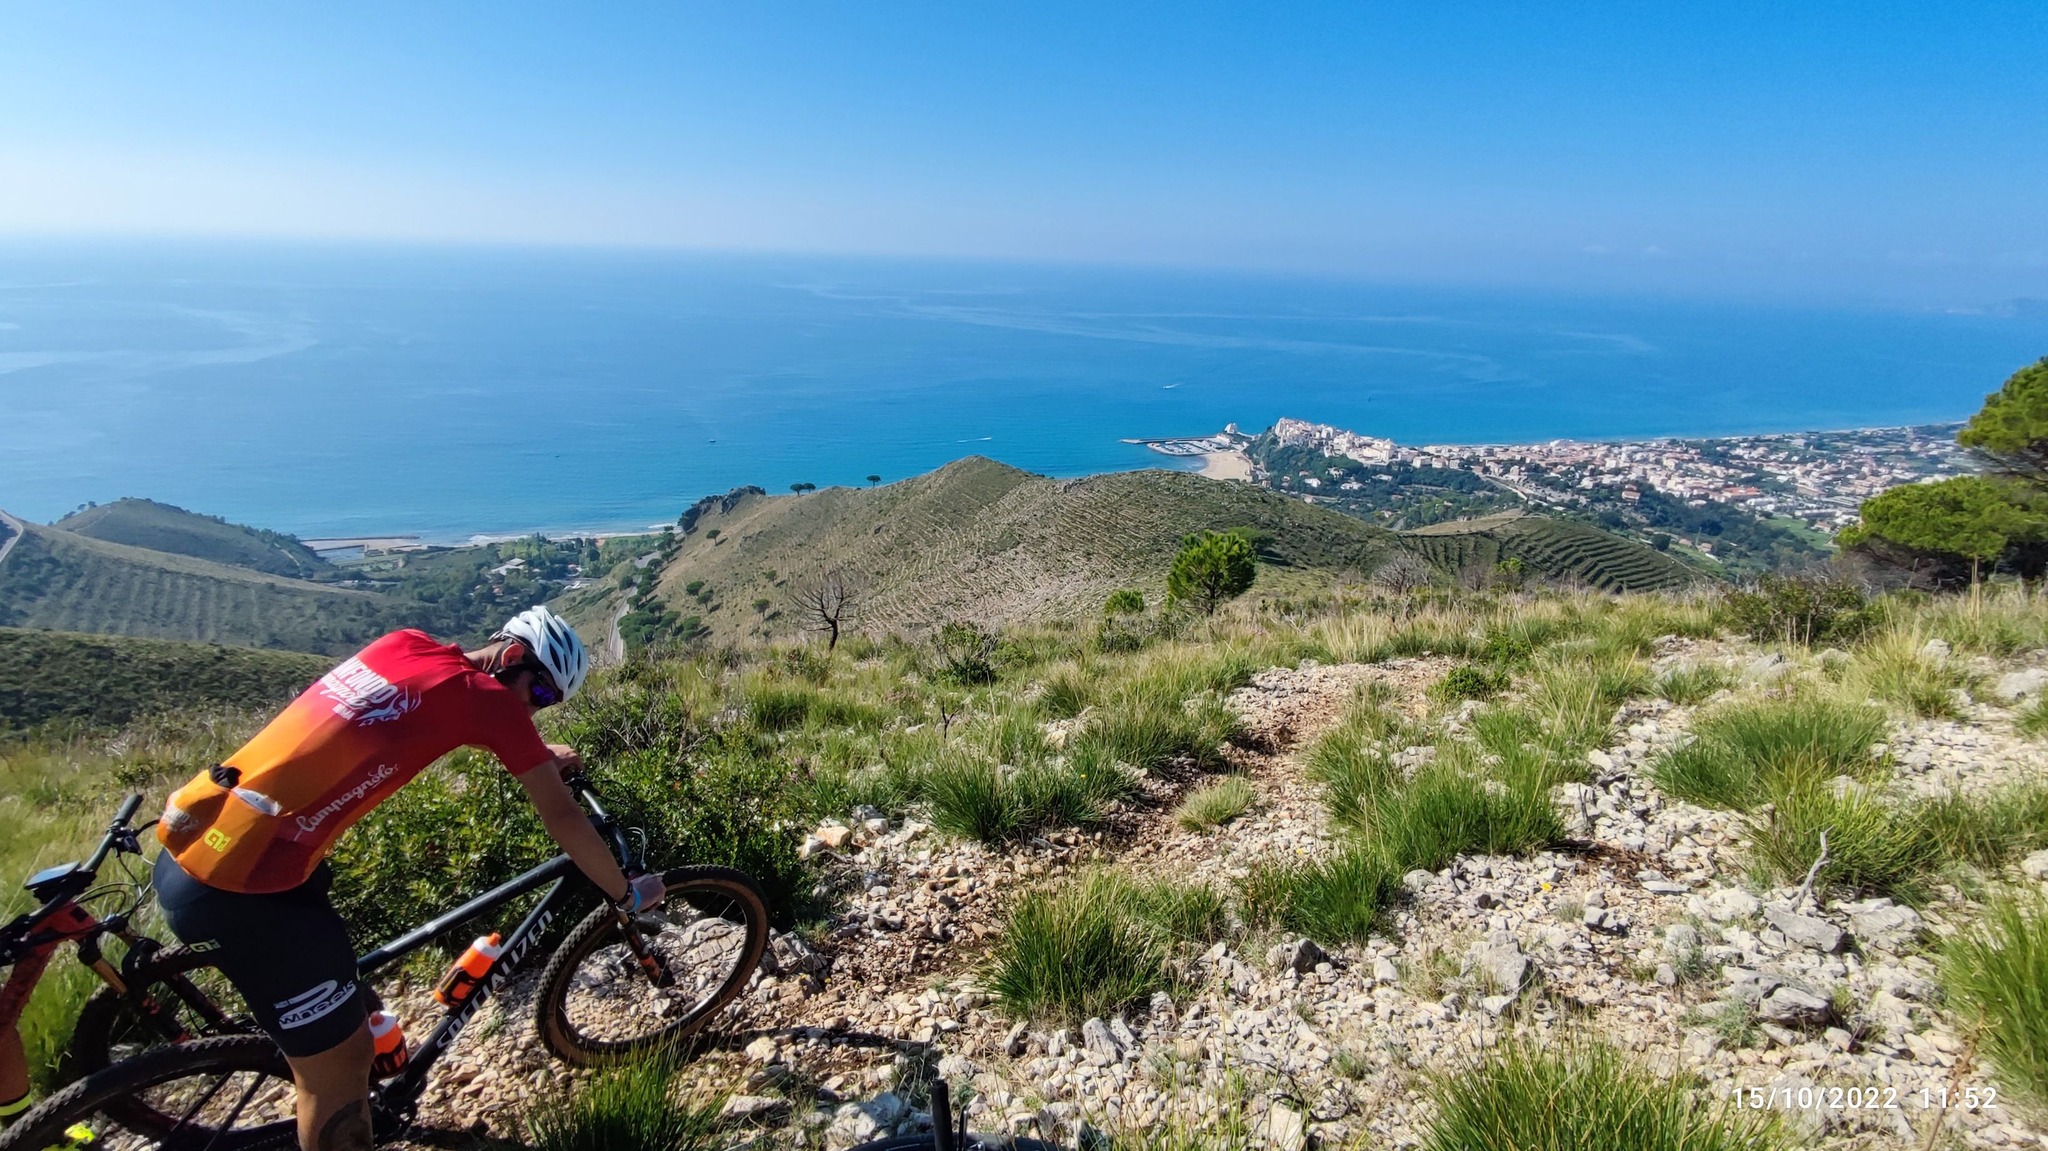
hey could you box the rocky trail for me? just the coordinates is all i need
[394,643,2048,1150]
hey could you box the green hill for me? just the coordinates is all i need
[1400,511,1703,593]
[652,458,1417,643]
[55,498,327,578]
[0,628,330,730]
[0,522,401,654]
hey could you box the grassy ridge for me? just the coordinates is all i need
[55,498,328,578]
[656,458,1416,643]
[0,628,330,730]
[1401,511,1701,593]
[0,522,401,653]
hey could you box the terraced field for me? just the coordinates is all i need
[0,523,402,653]
[1401,511,1702,593]
[56,498,328,578]
[656,458,1420,642]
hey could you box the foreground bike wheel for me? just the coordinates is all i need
[0,1036,295,1151]
[69,945,256,1074]
[536,865,770,1066]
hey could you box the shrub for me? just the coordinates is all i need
[932,622,999,684]
[1173,776,1258,831]
[1431,664,1509,704]
[525,1057,726,1151]
[1650,697,1888,811]
[1656,664,1734,706]
[1104,588,1146,616]
[988,871,1218,1022]
[1239,847,1398,946]
[1421,1037,1786,1151]
[1941,893,2048,1123]
[1721,573,1879,646]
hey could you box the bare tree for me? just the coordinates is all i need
[1371,551,1435,595]
[787,567,858,650]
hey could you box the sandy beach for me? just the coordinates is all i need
[1195,448,1253,481]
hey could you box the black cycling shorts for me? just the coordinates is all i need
[152,852,366,1059]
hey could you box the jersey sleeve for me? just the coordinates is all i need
[470,678,556,776]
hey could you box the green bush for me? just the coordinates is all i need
[988,871,1220,1022]
[1721,574,1880,646]
[1941,893,2048,1123]
[1918,785,2048,868]
[525,1057,726,1151]
[1104,588,1146,616]
[1651,697,1889,811]
[1431,664,1509,704]
[1173,775,1258,831]
[1422,1037,1786,1151]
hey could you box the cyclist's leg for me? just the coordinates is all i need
[153,853,370,1150]
[286,1025,373,1151]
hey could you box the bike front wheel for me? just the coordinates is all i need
[535,865,771,1066]
[0,1035,296,1151]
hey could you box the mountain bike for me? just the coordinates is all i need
[1,794,215,1077]
[2,772,770,1150]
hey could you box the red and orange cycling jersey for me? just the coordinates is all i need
[158,630,555,894]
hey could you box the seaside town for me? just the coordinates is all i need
[1145,418,1976,535]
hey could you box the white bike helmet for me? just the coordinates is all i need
[495,606,591,701]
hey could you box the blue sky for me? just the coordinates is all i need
[2,2,2044,303]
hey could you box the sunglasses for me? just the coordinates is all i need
[514,662,563,709]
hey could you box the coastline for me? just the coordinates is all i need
[1194,449,1253,482]
[266,417,1961,548]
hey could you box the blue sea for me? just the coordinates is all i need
[3,240,2044,541]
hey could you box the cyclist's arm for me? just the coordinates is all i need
[517,759,632,904]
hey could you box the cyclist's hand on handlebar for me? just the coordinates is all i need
[548,744,585,779]
[620,873,666,913]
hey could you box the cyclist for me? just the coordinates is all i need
[147,606,664,1151]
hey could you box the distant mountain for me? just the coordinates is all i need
[1399,511,1703,593]
[651,457,1417,643]
[56,498,327,578]
[0,520,400,654]
[0,627,331,730]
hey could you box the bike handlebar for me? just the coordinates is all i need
[82,792,145,873]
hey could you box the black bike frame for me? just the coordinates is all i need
[360,780,632,1115]
[360,851,589,1109]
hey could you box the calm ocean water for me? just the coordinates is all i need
[3,241,2043,541]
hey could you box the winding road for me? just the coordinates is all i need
[0,508,24,570]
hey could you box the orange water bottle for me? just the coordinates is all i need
[368,1011,407,1078]
[433,933,504,1008]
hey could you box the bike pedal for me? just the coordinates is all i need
[55,1121,98,1148]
